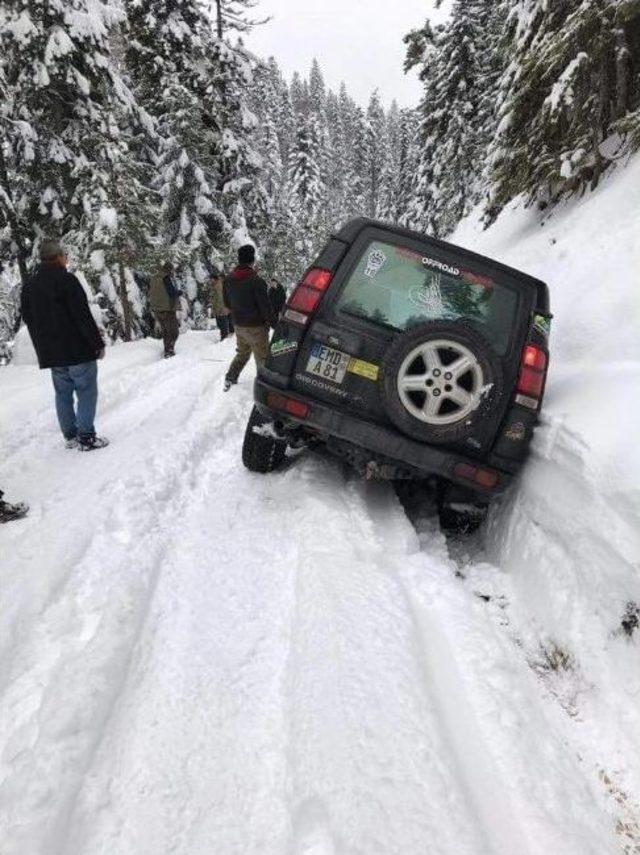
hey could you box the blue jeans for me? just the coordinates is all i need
[51,361,98,440]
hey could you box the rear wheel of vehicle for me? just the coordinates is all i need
[242,406,287,473]
[438,502,487,535]
[380,321,503,445]
[436,481,488,534]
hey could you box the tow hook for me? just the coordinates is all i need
[364,461,395,481]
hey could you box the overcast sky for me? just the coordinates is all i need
[244,1,450,109]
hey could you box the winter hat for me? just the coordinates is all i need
[238,244,255,265]
[40,239,65,260]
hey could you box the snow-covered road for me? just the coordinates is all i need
[2,332,637,855]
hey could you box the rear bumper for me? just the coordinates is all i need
[254,377,514,497]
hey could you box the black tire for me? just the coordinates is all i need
[242,406,287,473]
[380,321,504,445]
[436,482,487,534]
[438,503,486,535]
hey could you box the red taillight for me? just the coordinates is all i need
[518,368,545,398]
[522,345,547,371]
[285,268,333,322]
[454,462,500,489]
[266,392,310,419]
[288,285,323,314]
[303,268,333,291]
[517,344,547,403]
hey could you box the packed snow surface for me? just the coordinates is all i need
[1,159,639,854]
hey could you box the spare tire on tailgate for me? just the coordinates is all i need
[380,321,504,445]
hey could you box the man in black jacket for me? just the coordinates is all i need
[21,240,109,451]
[268,278,287,320]
[222,244,275,391]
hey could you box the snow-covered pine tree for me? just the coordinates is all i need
[0,265,21,361]
[344,104,370,222]
[86,105,161,341]
[364,90,388,218]
[248,58,290,280]
[290,71,309,117]
[378,100,402,223]
[0,0,141,284]
[287,110,324,261]
[405,1,493,236]
[324,87,347,228]
[486,0,640,221]
[397,108,421,229]
[212,38,269,259]
[125,0,267,320]
[252,65,284,203]
[212,0,269,39]
[124,0,226,310]
[308,59,331,193]
[260,184,300,285]
[264,57,294,169]
[431,0,489,234]
[403,18,445,235]
[333,82,357,225]
[309,58,327,117]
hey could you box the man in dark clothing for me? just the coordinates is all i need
[222,245,275,391]
[268,278,287,320]
[21,239,109,452]
[149,262,182,358]
[0,489,28,523]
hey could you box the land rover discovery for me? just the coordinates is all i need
[241,218,551,528]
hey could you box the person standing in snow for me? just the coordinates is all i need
[210,269,234,341]
[222,245,275,392]
[20,239,109,452]
[149,262,182,358]
[0,488,28,523]
[268,278,287,321]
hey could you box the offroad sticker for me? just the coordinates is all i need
[533,314,551,337]
[270,338,298,357]
[347,358,379,382]
[364,248,387,278]
[422,256,460,276]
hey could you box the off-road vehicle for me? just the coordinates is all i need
[242,218,551,528]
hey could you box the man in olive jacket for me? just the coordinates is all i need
[210,270,234,341]
[149,262,182,358]
[222,245,275,391]
[21,239,108,451]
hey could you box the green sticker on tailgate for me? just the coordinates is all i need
[533,314,551,337]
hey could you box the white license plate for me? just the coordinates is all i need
[306,343,351,384]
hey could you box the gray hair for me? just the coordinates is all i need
[40,239,65,260]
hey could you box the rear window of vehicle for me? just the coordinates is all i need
[336,240,519,355]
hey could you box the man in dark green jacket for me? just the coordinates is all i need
[149,262,182,358]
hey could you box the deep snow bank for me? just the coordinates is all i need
[452,156,640,803]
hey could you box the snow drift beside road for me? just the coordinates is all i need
[453,154,640,822]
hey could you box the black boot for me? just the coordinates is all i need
[78,434,110,452]
[0,491,29,523]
